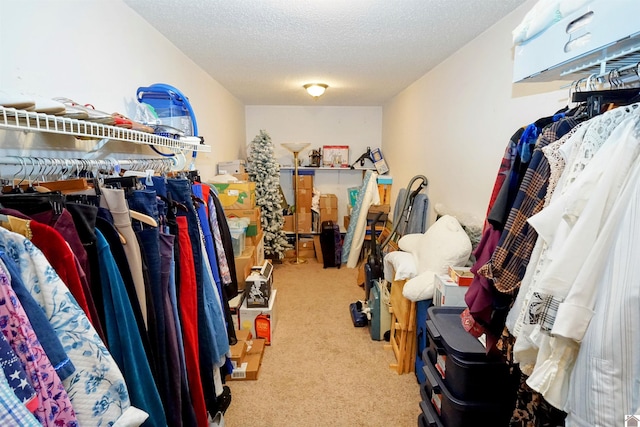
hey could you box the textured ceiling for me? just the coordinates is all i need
[123,0,527,106]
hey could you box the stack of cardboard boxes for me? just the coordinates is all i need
[227,329,266,381]
[293,174,313,233]
[211,173,265,292]
[319,194,338,224]
[282,173,314,233]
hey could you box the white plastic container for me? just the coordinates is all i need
[229,222,248,257]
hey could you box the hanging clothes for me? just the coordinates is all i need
[126,188,174,416]
[0,329,37,412]
[175,215,209,427]
[0,201,106,342]
[0,257,78,426]
[462,127,524,338]
[203,184,232,287]
[148,175,198,427]
[0,226,146,426]
[100,188,149,329]
[95,213,154,368]
[95,228,165,427]
[1,211,94,336]
[0,365,40,427]
[516,115,640,409]
[563,152,640,425]
[207,185,239,299]
[0,171,239,425]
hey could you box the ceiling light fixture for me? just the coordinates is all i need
[303,83,328,98]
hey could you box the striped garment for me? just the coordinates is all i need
[478,117,581,295]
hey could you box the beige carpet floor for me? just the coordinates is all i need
[223,258,421,427]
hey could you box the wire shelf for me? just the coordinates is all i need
[0,106,211,153]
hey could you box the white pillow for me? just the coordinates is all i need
[399,215,472,301]
[403,271,437,301]
[383,251,417,282]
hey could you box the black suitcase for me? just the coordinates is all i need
[320,220,342,268]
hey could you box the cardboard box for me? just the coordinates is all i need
[322,145,349,168]
[249,232,265,266]
[225,207,262,237]
[247,230,263,247]
[293,175,313,189]
[298,238,315,259]
[229,328,253,368]
[320,207,338,224]
[296,188,313,212]
[297,212,312,233]
[218,160,246,175]
[239,289,277,345]
[283,215,294,232]
[235,328,252,341]
[227,338,265,381]
[234,246,256,291]
[434,274,469,307]
[212,182,256,209]
[319,194,338,209]
[229,339,248,369]
[232,173,249,181]
[319,195,338,223]
[448,266,473,287]
[313,235,323,264]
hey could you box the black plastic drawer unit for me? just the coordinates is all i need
[422,360,512,427]
[419,399,444,427]
[425,306,512,402]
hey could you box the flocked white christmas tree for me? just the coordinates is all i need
[247,129,291,259]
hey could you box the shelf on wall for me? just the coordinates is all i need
[0,106,211,153]
[512,1,640,83]
[279,166,375,171]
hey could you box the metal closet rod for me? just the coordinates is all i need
[0,156,177,174]
[571,61,640,92]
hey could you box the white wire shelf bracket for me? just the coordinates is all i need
[0,106,211,153]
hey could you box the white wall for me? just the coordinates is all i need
[0,0,245,182]
[245,105,382,226]
[382,0,568,228]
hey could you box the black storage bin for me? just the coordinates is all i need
[419,400,444,427]
[426,306,513,402]
[423,361,511,427]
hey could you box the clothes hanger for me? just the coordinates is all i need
[157,194,187,212]
[129,210,158,227]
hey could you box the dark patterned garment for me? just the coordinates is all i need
[497,328,567,427]
[510,371,568,427]
[478,117,581,295]
[462,128,524,340]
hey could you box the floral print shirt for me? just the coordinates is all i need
[0,227,135,426]
[0,261,77,426]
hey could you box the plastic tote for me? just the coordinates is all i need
[136,83,198,137]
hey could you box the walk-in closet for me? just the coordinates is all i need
[1,0,639,426]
